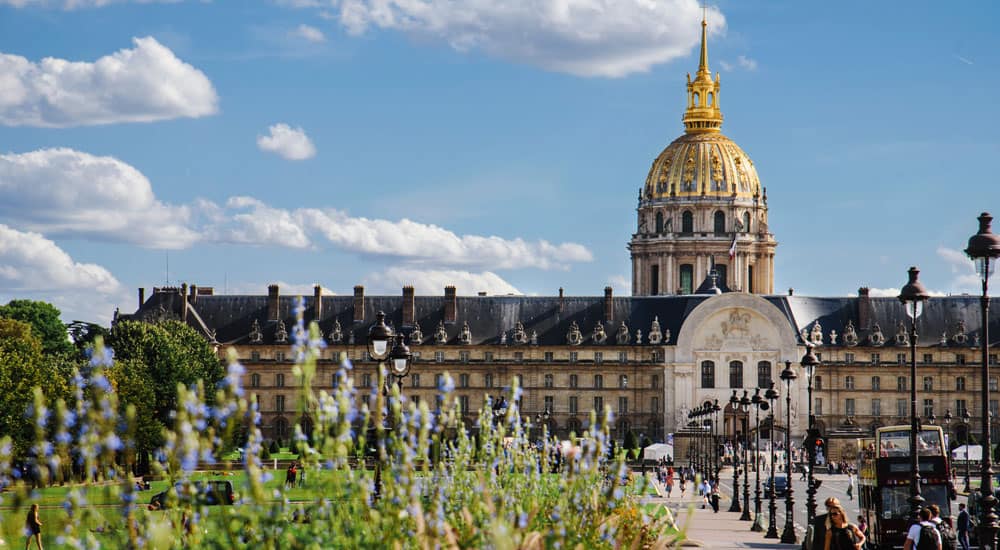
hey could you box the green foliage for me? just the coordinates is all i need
[67,320,110,352]
[0,318,67,455]
[0,299,74,356]
[261,442,272,460]
[269,440,280,455]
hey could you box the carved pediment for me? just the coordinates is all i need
[843,320,858,347]
[721,310,751,340]
[703,334,723,350]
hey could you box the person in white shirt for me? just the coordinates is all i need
[903,508,942,550]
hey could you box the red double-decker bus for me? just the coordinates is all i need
[857,425,952,550]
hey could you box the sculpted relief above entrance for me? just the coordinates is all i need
[697,308,776,352]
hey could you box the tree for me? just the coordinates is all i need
[0,300,74,356]
[67,321,110,353]
[0,319,47,455]
[624,430,638,459]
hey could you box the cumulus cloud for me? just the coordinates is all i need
[327,0,724,77]
[364,268,520,296]
[256,123,317,160]
[291,23,326,43]
[0,36,218,127]
[937,246,995,291]
[212,196,311,248]
[865,287,947,298]
[0,148,198,248]
[0,224,126,322]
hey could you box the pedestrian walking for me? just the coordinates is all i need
[710,482,720,513]
[824,503,865,550]
[956,503,970,550]
[847,473,855,501]
[25,503,42,550]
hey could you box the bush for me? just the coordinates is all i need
[261,442,272,460]
[269,440,280,455]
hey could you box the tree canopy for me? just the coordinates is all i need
[0,299,74,356]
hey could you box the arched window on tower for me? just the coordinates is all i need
[708,92,714,106]
[655,212,664,234]
[743,212,751,233]
[681,211,693,234]
[714,211,726,235]
[693,92,700,106]
[679,264,693,295]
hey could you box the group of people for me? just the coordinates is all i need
[811,496,968,550]
[655,465,721,512]
[284,461,305,488]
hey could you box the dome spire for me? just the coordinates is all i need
[682,9,723,134]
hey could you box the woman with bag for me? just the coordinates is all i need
[824,504,866,550]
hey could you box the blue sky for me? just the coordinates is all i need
[0,0,997,323]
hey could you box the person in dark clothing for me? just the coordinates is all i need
[811,497,843,550]
[825,503,866,550]
[956,503,970,550]
[710,482,720,513]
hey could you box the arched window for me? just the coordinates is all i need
[681,211,694,233]
[708,92,714,106]
[693,92,700,106]
[714,211,726,234]
[742,211,751,232]
[701,361,715,388]
[655,212,664,234]
[757,361,772,388]
[729,361,744,388]
[679,264,694,295]
[274,417,288,440]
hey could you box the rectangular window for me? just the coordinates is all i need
[652,375,660,389]
[594,352,603,364]
[459,395,470,414]
[923,399,934,419]
[362,373,372,388]
[871,353,880,365]
[435,351,444,363]
[923,353,934,364]
[569,374,578,388]
[757,361,773,389]
[411,374,420,388]
[872,399,881,417]
[618,397,628,414]
[845,376,855,390]
[544,352,554,363]
[619,375,628,388]
[331,373,338,389]
[992,377,999,392]
[459,373,469,388]
[412,351,420,362]
[276,351,286,362]
[544,395,554,413]
[594,396,604,413]
[923,376,933,391]
[897,377,907,392]
[992,400,1000,420]
[871,376,880,391]
[956,399,968,418]
[845,399,855,417]
[544,374,554,388]
[619,351,628,364]
[651,397,660,413]
[569,396,579,414]
[435,373,443,388]
[650,264,660,295]
[250,351,261,361]
[275,373,285,388]
[412,395,420,405]
[956,377,966,391]
[484,352,494,362]
[729,361,744,388]
[514,352,524,362]
[275,395,285,412]
[897,399,907,417]
[897,353,906,365]
[460,351,470,363]
[991,354,998,366]
[484,373,493,388]
[701,361,715,388]
[569,352,578,363]
[844,353,854,364]
[815,376,823,391]
[680,264,693,295]
[815,398,823,416]
[956,354,966,365]
[594,374,604,389]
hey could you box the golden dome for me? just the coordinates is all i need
[643,132,761,200]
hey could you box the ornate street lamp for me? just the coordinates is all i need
[751,388,768,532]
[899,266,930,521]
[713,399,722,483]
[943,409,953,486]
[764,382,780,539]
[801,344,821,526]
[729,390,742,513]
[779,360,798,544]
[966,211,1000,548]
[963,409,972,493]
[367,312,413,501]
[739,390,752,521]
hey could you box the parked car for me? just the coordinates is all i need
[763,474,789,498]
[150,480,235,509]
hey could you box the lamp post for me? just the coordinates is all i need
[965,212,1000,548]
[764,382,780,539]
[751,388,767,532]
[713,399,722,483]
[779,360,798,544]
[801,344,820,526]
[963,409,972,493]
[943,409,953,486]
[729,390,742,513]
[367,311,412,501]
[740,390,752,521]
[703,401,714,481]
[898,266,930,521]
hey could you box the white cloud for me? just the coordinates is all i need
[256,123,317,160]
[213,196,312,248]
[608,274,631,295]
[364,268,520,296]
[719,55,757,72]
[865,287,947,298]
[0,224,126,322]
[937,246,996,291]
[0,0,180,7]
[329,0,724,78]
[0,148,198,248]
[291,23,326,43]
[0,37,218,127]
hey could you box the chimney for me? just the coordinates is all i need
[477,291,487,296]
[181,283,189,322]
[788,288,794,296]
[190,284,198,304]
[559,287,564,313]
[444,286,457,324]
[138,287,145,309]
[858,286,872,330]
[402,286,415,326]
[353,285,365,323]
[268,284,280,320]
[604,286,614,322]
[314,285,323,321]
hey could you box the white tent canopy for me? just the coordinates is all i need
[952,444,982,461]
[643,443,674,462]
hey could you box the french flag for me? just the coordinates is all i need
[728,235,737,260]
